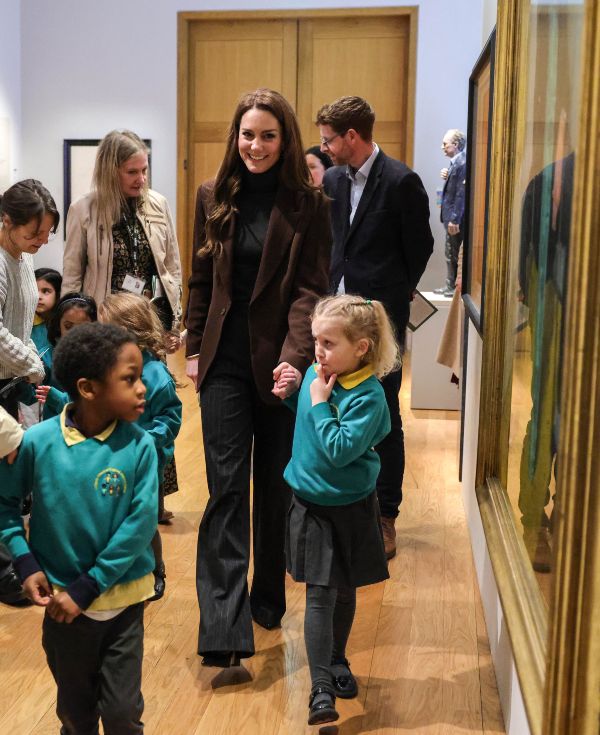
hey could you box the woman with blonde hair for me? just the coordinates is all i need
[62,130,182,350]
[185,88,331,667]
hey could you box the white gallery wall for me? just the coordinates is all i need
[0,1,21,189]
[18,0,486,288]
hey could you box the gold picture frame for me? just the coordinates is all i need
[474,1,599,734]
[463,28,495,335]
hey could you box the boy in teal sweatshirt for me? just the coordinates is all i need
[0,322,158,735]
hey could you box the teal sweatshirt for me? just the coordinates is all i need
[137,350,182,480]
[0,408,158,610]
[43,351,182,479]
[283,364,391,506]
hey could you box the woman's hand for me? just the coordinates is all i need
[272,362,301,399]
[186,357,199,389]
[35,385,50,404]
[310,363,336,405]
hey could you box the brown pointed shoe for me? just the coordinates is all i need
[381,516,397,560]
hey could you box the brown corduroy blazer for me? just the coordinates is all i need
[185,181,331,404]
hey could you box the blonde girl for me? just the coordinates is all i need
[273,294,400,726]
[98,293,182,601]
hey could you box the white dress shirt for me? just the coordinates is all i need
[337,143,380,294]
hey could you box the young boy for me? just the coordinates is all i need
[0,322,158,734]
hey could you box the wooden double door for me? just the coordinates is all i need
[177,8,417,285]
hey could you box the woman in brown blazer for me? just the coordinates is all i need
[185,89,331,667]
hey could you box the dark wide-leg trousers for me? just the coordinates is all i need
[375,368,405,519]
[196,362,294,657]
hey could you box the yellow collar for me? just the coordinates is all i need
[313,363,374,390]
[60,405,118,446]
[33,313,44,326]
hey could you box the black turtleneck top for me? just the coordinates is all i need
[231,164,279,303]
[215,163,280,369]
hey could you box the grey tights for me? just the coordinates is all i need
[304,584,356,690]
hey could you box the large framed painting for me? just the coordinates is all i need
[63,138,151,236]
[462,29,496,336]
[473,2,600,734]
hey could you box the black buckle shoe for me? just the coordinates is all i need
[308,686,339,726]
[331,658,358,699]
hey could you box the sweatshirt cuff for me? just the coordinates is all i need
[311,401,332,422]
[14,552,43,582]
[66,573,101,610]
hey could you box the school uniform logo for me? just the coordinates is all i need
[94,468,127,497]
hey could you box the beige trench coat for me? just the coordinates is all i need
[62,188,183,330]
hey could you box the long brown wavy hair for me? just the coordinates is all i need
[199,88,317,258]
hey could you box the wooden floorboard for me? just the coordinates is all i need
[0,353,505,734]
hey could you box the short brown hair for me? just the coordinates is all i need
[315,96,375,141]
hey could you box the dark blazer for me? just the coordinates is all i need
[186,181,331,404]
[440,149,466,227]
[323,149,434,334]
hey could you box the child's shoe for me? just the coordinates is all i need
[331,657,358,698]
[308,686,339,726]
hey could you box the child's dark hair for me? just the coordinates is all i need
[35,268,62,299]
[53,322,137,400]
[47,292,97,346]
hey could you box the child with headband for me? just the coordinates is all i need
[273,294,401,726]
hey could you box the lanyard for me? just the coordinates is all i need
[122,208,140,277]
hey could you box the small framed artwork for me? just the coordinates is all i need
[63,138,151,236]
[462,28,496,336]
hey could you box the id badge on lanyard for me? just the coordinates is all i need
[121,273,146,295]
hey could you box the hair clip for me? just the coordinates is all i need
[365,299,372,306]
[60,297,90,307]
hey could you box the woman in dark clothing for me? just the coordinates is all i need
[305,145,333,187]
[185,88,331,667]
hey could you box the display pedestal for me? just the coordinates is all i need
[410,291,460,410]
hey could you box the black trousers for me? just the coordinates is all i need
[196,357,294,657]
[375,368,405,519]
[42,603,145,735]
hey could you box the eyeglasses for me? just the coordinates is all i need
[320,131,347,149]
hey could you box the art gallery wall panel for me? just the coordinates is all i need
[462,319,530,734]
[0,0,21,190]
[20,0,485,284]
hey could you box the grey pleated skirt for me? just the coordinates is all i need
[286,491,390,589]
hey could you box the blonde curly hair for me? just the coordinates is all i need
[312,294,401,379]
[97,292,166,361]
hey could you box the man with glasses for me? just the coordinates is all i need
[315,96,433,559]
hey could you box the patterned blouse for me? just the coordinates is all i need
[111,206,157,297]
